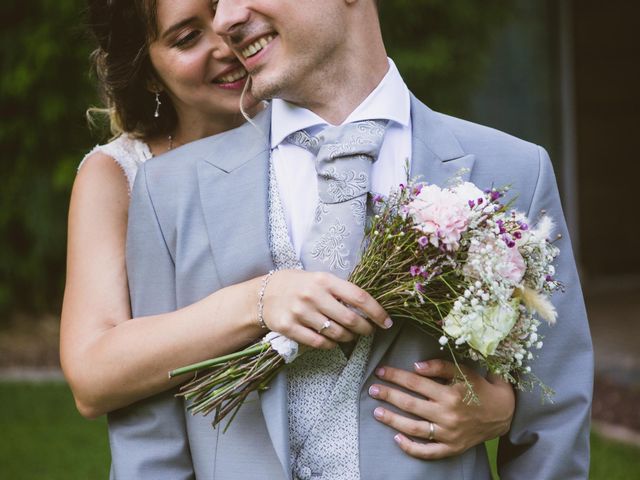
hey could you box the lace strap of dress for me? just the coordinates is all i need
[78,135,153,193]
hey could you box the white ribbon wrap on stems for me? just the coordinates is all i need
[263,332,300,364]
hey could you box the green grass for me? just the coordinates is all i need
[0,382,109,479]
[590,431,640,479]
[486,434,640,480]
[1,382,639,479]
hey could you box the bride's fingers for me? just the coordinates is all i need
[393,433,460,460]
[300,311,355,343]
[371,406,446,441]
[323,275,391,330]
[375,366,449,402]
[287,325,337,350]
[314,292,374,337]
[413,359,478,384]
[368,382,440,420]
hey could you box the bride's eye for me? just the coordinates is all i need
[173,30,201,49]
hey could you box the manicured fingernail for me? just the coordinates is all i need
[368,385,380,397]
[383,317,393,329]
[374,407,385,419]
[414,361,428,370]
[394,434,403,444]
[376,367,385,377]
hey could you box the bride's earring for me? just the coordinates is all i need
[154,92,161,118]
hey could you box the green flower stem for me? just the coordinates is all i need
[169,342,270,378]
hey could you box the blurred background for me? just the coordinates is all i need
[1,0,638,477]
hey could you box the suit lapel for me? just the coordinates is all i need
[364,95,476,382]
[408,94,476,185]
[197,107,274,286]
[197,106,292,479]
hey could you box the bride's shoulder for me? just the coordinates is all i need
[78,134,152,193]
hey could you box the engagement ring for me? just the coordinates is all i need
[428,421,436,441]
[318,320,332,334]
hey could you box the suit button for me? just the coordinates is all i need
[295,465,312,480]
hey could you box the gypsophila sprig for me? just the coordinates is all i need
[170,174,561,427]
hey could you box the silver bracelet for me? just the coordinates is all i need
[257,270,276,330]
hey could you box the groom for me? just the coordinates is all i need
[113,0,592,479]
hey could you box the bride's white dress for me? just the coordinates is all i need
[79,134,153,192]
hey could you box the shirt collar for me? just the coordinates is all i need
[270,58,411,148]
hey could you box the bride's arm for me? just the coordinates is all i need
[60,153,266,418]
[61,152,389,418]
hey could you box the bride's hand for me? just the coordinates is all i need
[262,270,392,349]
[368,359,515,459]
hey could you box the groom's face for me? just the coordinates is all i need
[213,0,350,103]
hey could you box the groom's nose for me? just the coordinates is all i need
[213,0,252,40]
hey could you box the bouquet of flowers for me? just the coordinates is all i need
[170,175,561,428]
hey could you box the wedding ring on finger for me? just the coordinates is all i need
[428,421,436,442]
[317,320,332,334]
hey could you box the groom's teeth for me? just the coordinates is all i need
[241,35,275,59]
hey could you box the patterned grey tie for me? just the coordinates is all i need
[287,120,388,279]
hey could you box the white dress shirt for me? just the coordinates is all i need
[270,58,412,258]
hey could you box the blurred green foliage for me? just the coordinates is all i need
[1,0,99,317]
[380,0,513,114]
[0,0,512,320]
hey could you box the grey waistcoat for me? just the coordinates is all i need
[268,159,372,480]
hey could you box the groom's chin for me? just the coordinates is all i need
[248,74,285,102]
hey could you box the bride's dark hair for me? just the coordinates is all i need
[87,0,177,139]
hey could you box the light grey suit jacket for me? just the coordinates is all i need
[112,97,593,479]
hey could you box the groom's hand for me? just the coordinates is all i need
[262,270,392,349]
[368,360,514,459]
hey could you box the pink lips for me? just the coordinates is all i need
[212,66,248,91]
[215,76,248,91]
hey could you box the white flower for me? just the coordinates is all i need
[264,332,299,364]
[443,300,519,357]
[453,182,485,204]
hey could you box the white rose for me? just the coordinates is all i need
[443,300,519,357]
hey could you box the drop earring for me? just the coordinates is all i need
[154,91,161,118]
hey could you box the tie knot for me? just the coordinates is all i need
[292,120,388,277]
[286,120,389,160]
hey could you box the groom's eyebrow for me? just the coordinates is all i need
[161,17,198,39]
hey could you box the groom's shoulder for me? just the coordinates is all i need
[413,98,553,210]
[434,110,543,168]
[412,97,544,172]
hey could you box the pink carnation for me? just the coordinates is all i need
[499,244,527,284]
[408,185,471,251]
